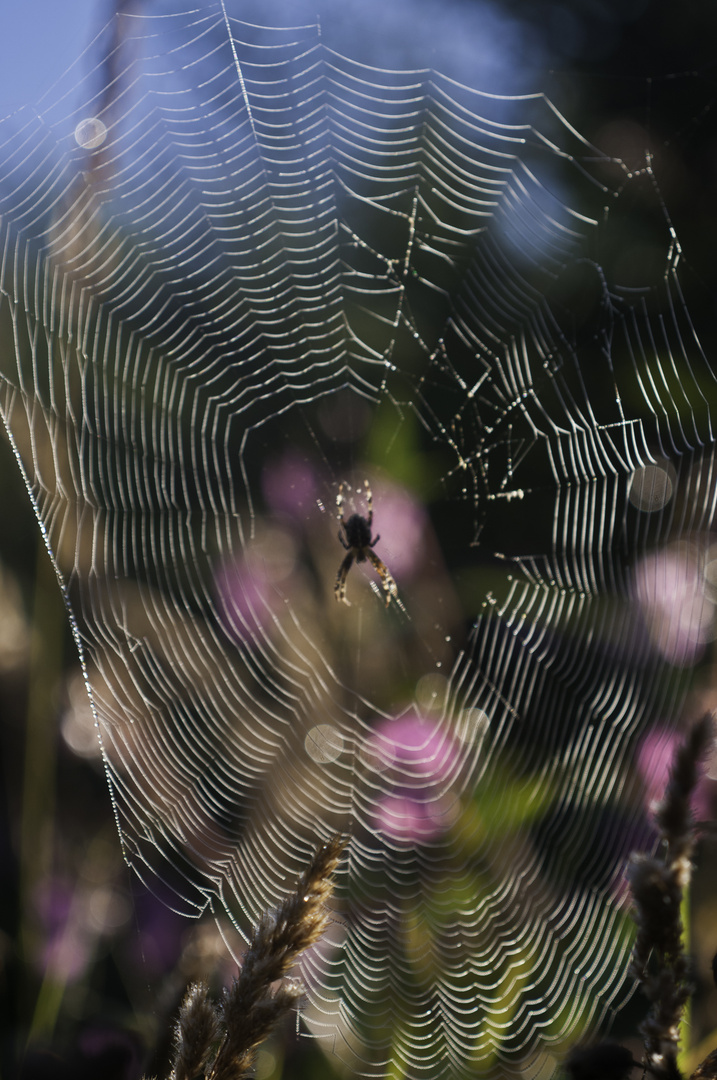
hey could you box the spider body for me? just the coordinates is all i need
[334,481,398,607]
[339,512,376,557]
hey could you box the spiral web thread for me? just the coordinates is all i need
[0,4,714,1077]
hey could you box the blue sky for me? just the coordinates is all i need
[0,0,538,122]
[0,0,103,116]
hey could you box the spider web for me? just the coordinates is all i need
[0,2,715,1077]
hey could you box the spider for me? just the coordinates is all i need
[334,480,398,607]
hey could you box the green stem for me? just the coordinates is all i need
[19,543,65,1042]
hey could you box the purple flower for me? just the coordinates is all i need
[215,557,274,644]
[34,878,93,982]
[361,483,429,580]
[362,713,460,844]
[126,886,186,977]
[214,532,297,644]
[262,453,320,519]
[637,725,714,822]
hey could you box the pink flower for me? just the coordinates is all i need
[633,545,715,667]
[362,713,460,844]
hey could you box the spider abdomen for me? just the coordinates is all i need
[344,513,373,551]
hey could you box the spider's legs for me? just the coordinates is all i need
[367,551,398,607]
[335,551,354,605]
[363,478,373,529]
[336,482,346,526]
